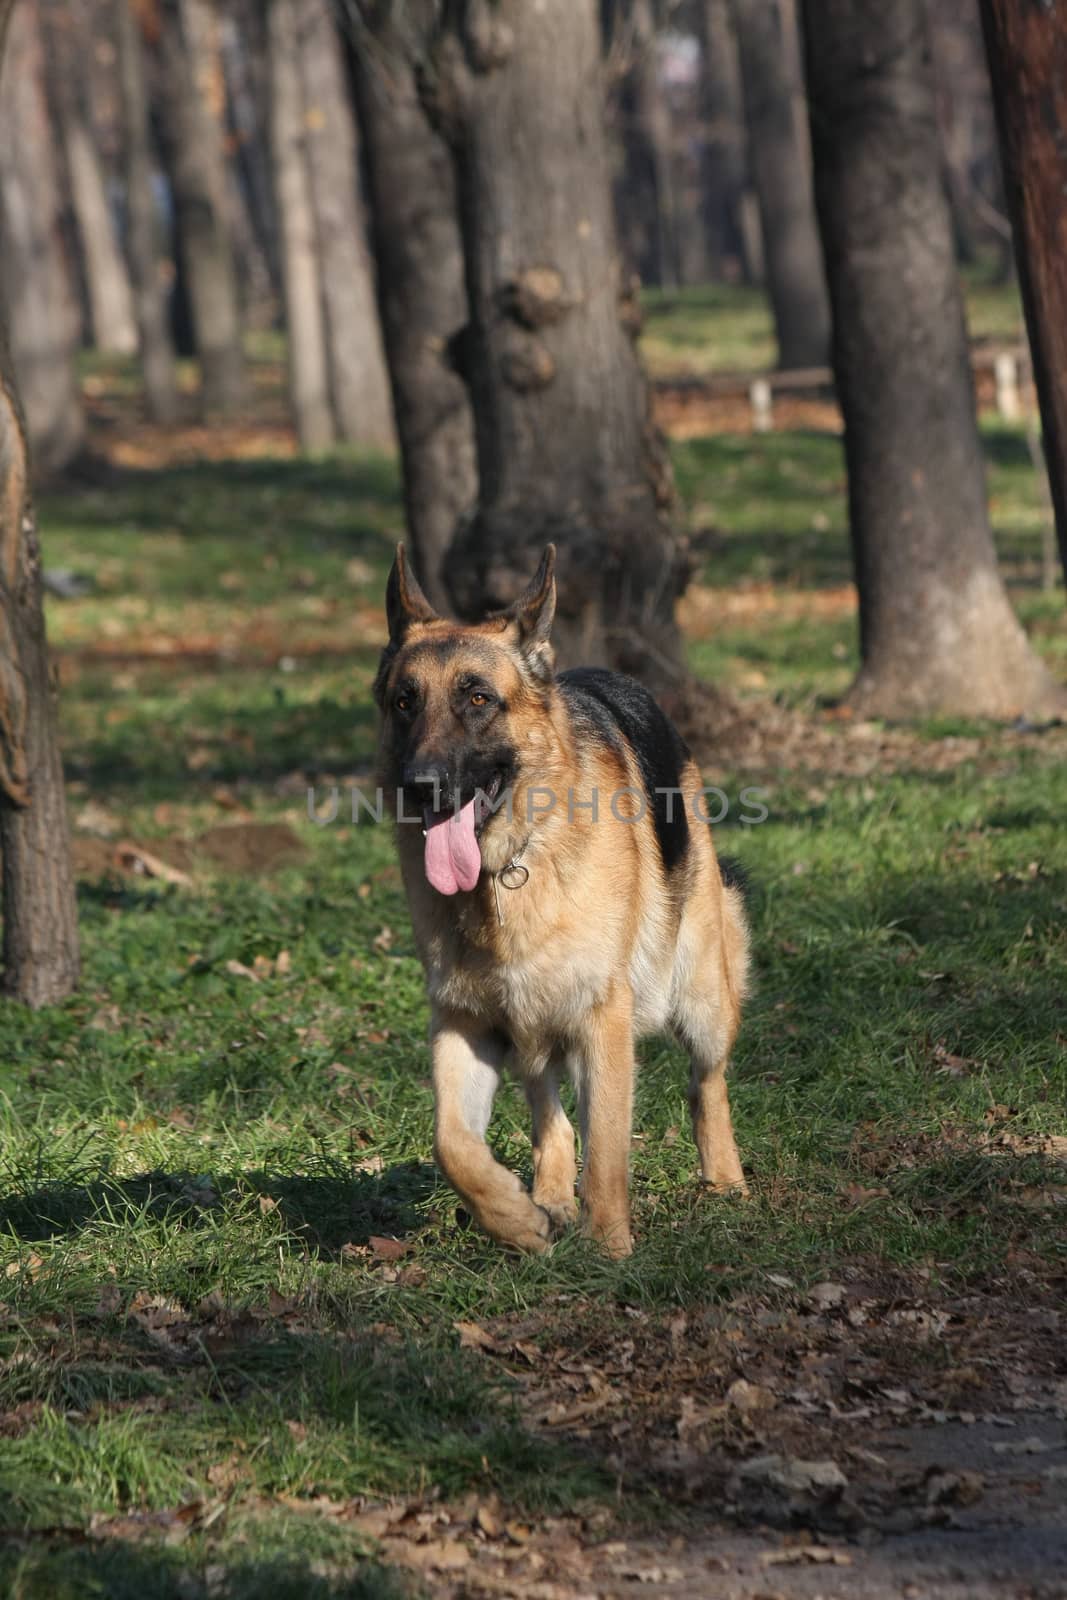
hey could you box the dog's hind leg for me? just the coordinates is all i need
[526,1063,578,1235]
[573,986,636,1258]
[672,891,749,1195]
[685,1032,747,1194]
[432,1011,552,1253]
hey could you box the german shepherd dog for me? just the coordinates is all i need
[375,545,749,1257]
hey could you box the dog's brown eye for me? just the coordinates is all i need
[470,692,489,707]
[395,694,413,714]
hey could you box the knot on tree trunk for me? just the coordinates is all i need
[459,1,515,73]
[500,329,556,392]
[497,266,570,329]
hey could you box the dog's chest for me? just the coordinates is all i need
[426,904,617,1038]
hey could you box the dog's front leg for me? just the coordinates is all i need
[526,1066,578,1234]
[576,987,635,1258]
[432,1011,552,1253]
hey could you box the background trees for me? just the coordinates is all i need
[730,0,830,367]
[344,0,475,611]
[0,0,81,1006]
[0,0,84,476]
[154,0,245,417]
[978,0,1067,591]
[801,0,1059,718]
[0,0,1064,1001]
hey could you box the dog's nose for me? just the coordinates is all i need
[402,761,450,807]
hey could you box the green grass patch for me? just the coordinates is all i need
[4,304,1065,1589]
[640,265,1025,375]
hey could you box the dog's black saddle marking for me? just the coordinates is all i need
[718,855,749,897]
[558,667,690,875]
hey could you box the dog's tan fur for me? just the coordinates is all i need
[376,547,748,1257]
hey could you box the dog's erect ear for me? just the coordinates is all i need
[385,544,437,644]
[509,544,556,681]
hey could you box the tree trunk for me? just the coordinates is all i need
[267,0,334,451]
[40,0,137,357]
[429,0,687,683]
[297,0,394,450]
[221,1,284,305]
[731,0,830,367]
[0,4,81,1008]
[0,0,85,476]
[802,0,1062,718]
[977,0,1067,592]
[155,0,245,417]
[344,2,475,611]
[616,0,678,289]
[696,0,750,282]
[116,0,179,423]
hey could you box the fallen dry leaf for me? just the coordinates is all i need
[391,1536,470,1571]
[476,1503,501,1539]
[727,1378,777,1414]
[735,1455,848,1497]
[807,1281,847,1310]
[368,1236,411,1262]
[224,959,259,982]
[760,1545,852,1568]
[115,841,193,888]
[992,1435,1053,1456]
[925,1468,985,1506]
[455,1320,497,1352]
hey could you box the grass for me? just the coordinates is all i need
[640,262,1026,376]
[1,293,1065,1595]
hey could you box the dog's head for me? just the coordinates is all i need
[374,546,557,894]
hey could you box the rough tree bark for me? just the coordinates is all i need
[696,0,749,282]
[731,0,830,366]
[0,1,81,1007]
[344,1,475,610]
[268,0,335,451]
[0,0,85,476]
[116,0,179,423]
[299,0,394,449]
[802,0,1061,718]
[978,0,1067,592]
[428,0,688,681]
[155,0,245,416]
[40,0,137,357]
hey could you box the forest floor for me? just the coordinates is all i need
[0,288,1064,1598]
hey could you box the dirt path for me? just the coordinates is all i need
[350,1276,1066,1599]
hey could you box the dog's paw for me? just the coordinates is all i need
[581,1214,634,1259]
[489,1198,554,1254]
[539,1198,579,1238]
[699,1175,750,1199]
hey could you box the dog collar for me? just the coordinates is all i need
[488,839,530,925]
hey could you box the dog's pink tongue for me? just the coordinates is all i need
[424,797,481,895]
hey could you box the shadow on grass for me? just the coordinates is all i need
[62,674,382,800]
[0,1541,410,1600]
[0,1308,607,1581]
[0,1163,436,1256]
[41,454,402,565]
